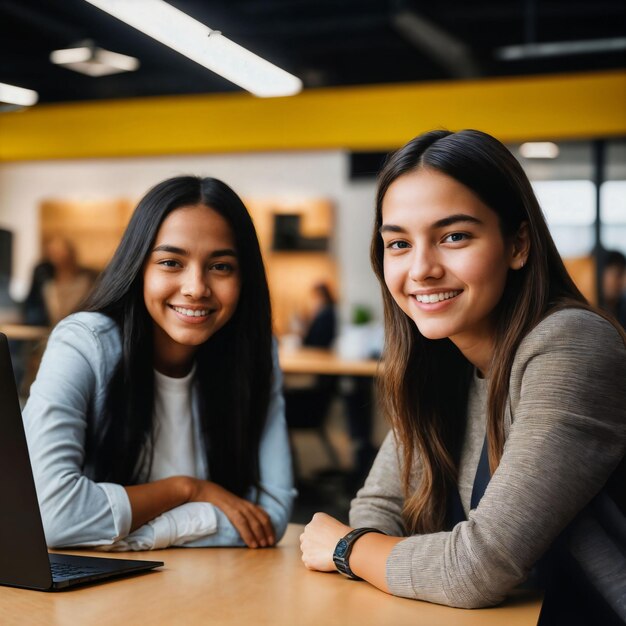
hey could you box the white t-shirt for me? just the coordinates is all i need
[149,366,199,481]
[114,365,217,550]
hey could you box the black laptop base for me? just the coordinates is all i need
[47,553,163,591]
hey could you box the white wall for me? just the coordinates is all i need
[339,180,384,322]
[0,150,382,321]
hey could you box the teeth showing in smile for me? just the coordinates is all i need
[172,306,210,317]
[415,291,460,304]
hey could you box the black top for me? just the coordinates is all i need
[303,305,336,348]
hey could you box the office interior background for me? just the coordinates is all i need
[0,1,625,495]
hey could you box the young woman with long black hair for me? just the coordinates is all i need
[24,176,295,550]
[300,130,626,625]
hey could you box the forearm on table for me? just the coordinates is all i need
[125,476,191,532]
[349,534,405,592]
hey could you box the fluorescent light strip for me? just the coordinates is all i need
[519,142,560,159]
[0,81,38,106]
[97,49,140,72]
[50,47,93,65]
[84,0,302,97]
[51,46,140,76]
[496,37,626,61]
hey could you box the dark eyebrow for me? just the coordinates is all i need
[210,248,238,258]
[379,213,483,236]
[152,244,188,255]
[433,214,483,229]
[379,224,407,235]
[151,244,238,258]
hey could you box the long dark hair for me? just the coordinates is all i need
[371,129,605,534]
[83,176,273,496]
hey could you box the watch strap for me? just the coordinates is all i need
[333,527,385,580]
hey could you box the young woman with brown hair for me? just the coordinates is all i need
[300,130,626,625]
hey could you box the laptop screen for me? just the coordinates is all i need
[0,334,54,589]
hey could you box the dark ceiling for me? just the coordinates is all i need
[1,0,624,105]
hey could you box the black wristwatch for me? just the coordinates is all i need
[333,527,385,580]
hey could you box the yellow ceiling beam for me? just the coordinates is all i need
[1,70,624,161]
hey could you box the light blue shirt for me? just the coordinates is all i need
[23,311,296,550]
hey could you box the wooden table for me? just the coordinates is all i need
[279,346,379,377]
[0,324,49,341]
[0,526,542,626]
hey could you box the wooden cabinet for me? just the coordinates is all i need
[39,195,338,335]
[245,198,338,335]
[40,199,134,271]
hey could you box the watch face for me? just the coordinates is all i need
[334,539,348,558]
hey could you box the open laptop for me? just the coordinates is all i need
[0,333,163,590]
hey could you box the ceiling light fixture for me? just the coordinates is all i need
[496,37,626,61]
[0,81,39,107]
[50,42,140,77]
[519,142,560,159]
[83,0,302,97]
[392,9,480,79]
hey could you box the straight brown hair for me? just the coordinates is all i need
[370,129,618,534]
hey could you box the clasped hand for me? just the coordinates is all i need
[187,478,275,548]
[300,512,352,571]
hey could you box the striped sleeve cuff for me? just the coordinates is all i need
[97,481,133,541]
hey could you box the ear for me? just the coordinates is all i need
[509,221,530,270]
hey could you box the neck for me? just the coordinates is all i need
[451,334,494,378]
[449,315,499,376]
[154,357,194,378]
[153,328,197,378]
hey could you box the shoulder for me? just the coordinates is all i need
[518,307,623,357]
[48,312,121,363]
[28,313,122,406]
[318,305,336,321]
[511,307,626,400]
[53,311,118,338]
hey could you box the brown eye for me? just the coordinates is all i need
[387,240,410,249]
[443,233,469,243]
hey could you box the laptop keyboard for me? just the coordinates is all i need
[50,561,102,581]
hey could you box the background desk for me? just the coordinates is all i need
[0,332,381,372]
[0,324,49,341]
[279,346,379,377]
[0,526,542,626]
[279,347,380,478]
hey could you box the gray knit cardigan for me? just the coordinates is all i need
[350,309,626,616]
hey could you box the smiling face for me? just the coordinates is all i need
[381,168,527,372]
[143,203,241,376]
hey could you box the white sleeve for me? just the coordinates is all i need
[97,502,219,551]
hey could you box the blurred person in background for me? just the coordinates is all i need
[19,238,96,396]
[302,282,337,348]
[22,259,54,326]
[41,236,96,326]
[284,283,338,456]
[601,250,626,329]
